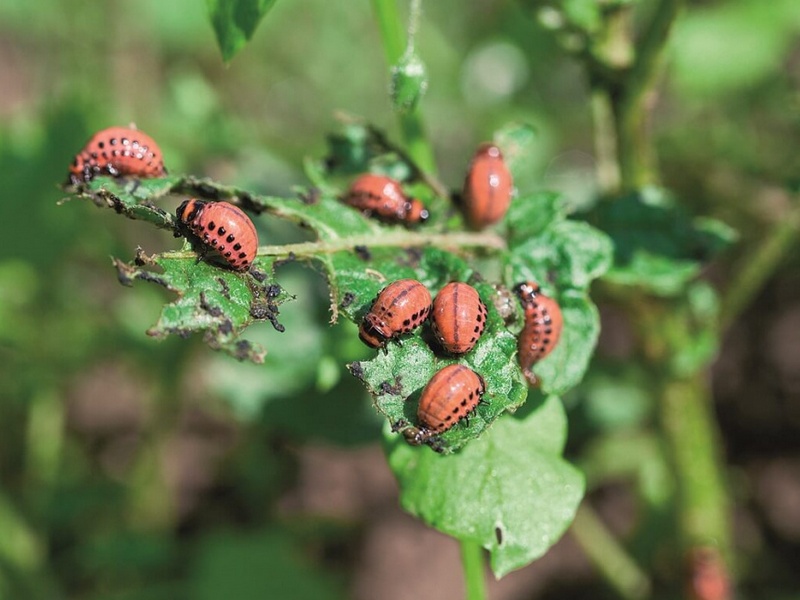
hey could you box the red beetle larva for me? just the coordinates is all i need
[359,279,432,349]
[430,282,487,355]
[515,281,563,385]
[68,126,166,185]
[404,364,486,445]
[344,174,429,225]
[461,143,513,229]
[176,199,258,272]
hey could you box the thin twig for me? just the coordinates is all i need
[719,200,800,331]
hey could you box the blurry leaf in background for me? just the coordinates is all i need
[672,0,800,96]
[588,187,737,296]
[190,529,344,600]
[0,105,91,268]
[206,0,278,62]
[668,281,721,378]
[387,395,584,578]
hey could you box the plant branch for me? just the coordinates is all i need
[612,0,684,189]
[160,229,507,261]
[623,0,685,114]
[719,201,800,331]
[659,372,731,556]
[460,540,486,600]
[571,503,651,600]
[371,0,438,174]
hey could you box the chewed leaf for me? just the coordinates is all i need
[387,395,584,577]
[114,250,289,363]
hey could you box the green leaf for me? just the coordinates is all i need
[505,191,565,244]
[666,281,721,377]
[387,395,584,578]
[494,122,539,179]
[343,249,528,453]
[562,0,601,32]
[206,0,278,62]
[115,250,288,363]
[505,192,612,393]
[587,187,736,296]
[390,50,428,114]
[672,0,800,96]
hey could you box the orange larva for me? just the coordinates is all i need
[68,126,166,185]
[407,364,485,444]
[431,282,487,355]
[344,174,429,225]
[359,279,432,349]
[515,281,563,385]
[461,143,513,229]
[176,199,258,272]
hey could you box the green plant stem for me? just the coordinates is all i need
[371,0,405,61]
[612,0,684,190]
[160,229,507,261]
[718,201,800,331]
[571,504,651,600]
[564,0,684,192]
[590,90,621,195]
[659,372,731,557]
[460,540,486,600]
[370,0,438,174]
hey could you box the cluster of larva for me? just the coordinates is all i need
[68,127,563,447]
[359,277,563,446]
[67,126,260,272]
[358,279,487,445]
[341,142,514,230]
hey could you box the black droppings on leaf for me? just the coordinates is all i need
[234,340,254,361]
[134,247,155,266]
[396,247,423,268]
[250,268,268,283]
[495,526,503,545]
[348,361,365,381]
[218,319,234,335]
[217,277,231,300]
[340,292,355,309]
[200,293,224,318]
[249,299,285,332]
[354,245,372,261]
[114,259,169,289]
[379,377,403,396]
[266,284,282,298]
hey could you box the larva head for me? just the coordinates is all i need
[514,281,542,309]
[176,198,205,226]
[358,313,391,348]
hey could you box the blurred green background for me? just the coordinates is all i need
[1,0,800,598]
